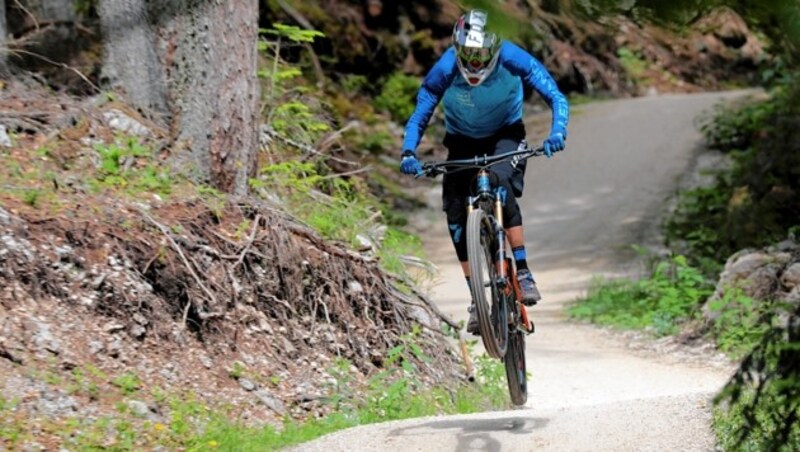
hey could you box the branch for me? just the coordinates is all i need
[386,273,459,330]
[319,166,371,180]
[233,214,261,269]
[12,0,39,33]
[262,125,360,166]
[316,120,359,153]
[139,209,219,311]
[2,48,100,93]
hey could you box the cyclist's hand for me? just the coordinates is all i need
[543,132,566,158]
[400,150,423,175]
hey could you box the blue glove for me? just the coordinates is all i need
[543,132,566,158]
[400,151,422,175]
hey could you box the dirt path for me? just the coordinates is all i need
[293,91,752,451]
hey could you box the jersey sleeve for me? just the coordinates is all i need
[500,41,569,137]
[402,48,458,153]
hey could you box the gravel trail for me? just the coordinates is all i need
[293,91,753,452]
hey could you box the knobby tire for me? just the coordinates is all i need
[505,329,528,405]
[466,209,507,359]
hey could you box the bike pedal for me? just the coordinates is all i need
[520,321,535,335]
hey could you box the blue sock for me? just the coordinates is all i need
[512,246,529,271]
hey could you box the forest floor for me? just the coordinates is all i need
[0,78,466,449]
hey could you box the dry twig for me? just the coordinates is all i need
[139,209,219,317]
[1,48,100,93]
[386,273,459,330]
[262,125,360,167]
[234,215,261,269]
[12,0,39,32]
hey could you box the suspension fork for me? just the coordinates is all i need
[494,188,507,282]
[471,169,508,283]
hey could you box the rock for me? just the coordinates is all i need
[408,305,435,329]
[703,8,749,49]
[355,234,376,252]
[725,251,769,279]
[126,400,150,417]
[103,109,152,137]
[107,336,123,358]
[786,286,800,304]
[21,442,45,452]
[88,340,104,355]
[200,356,213,369]
[743,266,781,301]
[104,322,125,333]
[782,263,800,290]
[31,321,61,355]
[0,125,11,147]
[91,274,107,290]
[254,389,286,415]
[132,313,148,325]
[708,236,800,315]
[0,207,11,226]
[281,336,297,357]
[347,280,364,294]
[238,378,256,391]
[37,390,77,418]
[130,324,146,339]
[54,245,73,261]
[773,239,799,253]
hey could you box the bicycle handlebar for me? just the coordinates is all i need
[414,144,546,179]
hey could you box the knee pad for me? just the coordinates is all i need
[448,222,468,262]
[504,196,523,228]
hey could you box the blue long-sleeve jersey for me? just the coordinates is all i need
[402,41,570,152]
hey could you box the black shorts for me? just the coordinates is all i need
[442,121,527,261]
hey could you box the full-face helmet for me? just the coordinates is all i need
[452,10,500,87]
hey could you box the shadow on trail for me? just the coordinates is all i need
[388,416,548,452]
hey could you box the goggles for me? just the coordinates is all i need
[457,46,493,71]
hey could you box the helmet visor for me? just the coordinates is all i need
[458,46,493,72]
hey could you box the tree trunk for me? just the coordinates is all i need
[0,0,7,75]
[97,0,168,114]
[23,0,76,22]
[153,0,260,195]
[10,0,80,74]
[100,0,260,195]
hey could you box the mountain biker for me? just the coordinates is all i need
[399,9,570,335]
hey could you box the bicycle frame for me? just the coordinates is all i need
[419,143,541,402]
[419,143,543,334]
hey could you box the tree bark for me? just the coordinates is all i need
[23,0,76,23]
[98,0,168,114]
[0,0,7,75]
[99,0,260,195]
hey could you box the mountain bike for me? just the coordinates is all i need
[417,142,543,406]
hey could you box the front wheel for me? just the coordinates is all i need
[466,209,508,359]
[505,329,528,405]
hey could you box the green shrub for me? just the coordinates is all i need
[374,73,421,123]
[705,290,773,358]
[251,160,427,278]
[714,303,800,451]
[617,47,648,80]
[568,253,713,336]
[667,77,800,268]
[111,372,141,395]
[91,137,172,196]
